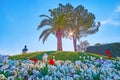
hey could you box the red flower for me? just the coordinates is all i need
[105,50,110,55]
[48,59,55,65]
[33,58,38,63]
[108,55,112,58]
[105,50,112,58]
[30,58,38,62]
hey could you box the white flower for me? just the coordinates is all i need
[68,76,74,80]
[8,76,14,80]
[93,57,96,60]
[65,60,71,65]
[75,60,81,65]
[53,56,55,61]
[100,57,103,60]
[79,56,81,59]
[28,77,32,80]
[1,61,9,70]
[71,68,76,73]
[49,76,53,80]
[36,77,39,80]
[29,64,34,69]
[83,64,88,69]
[45,75,49,78]
[42,53,48,61]
[13,69,18,77]
[87,56,89,59]
[73,74,79,78]
[35,64,41,70]
[90,56,93,60]
[0,74,6,80]
[83,56,85,59]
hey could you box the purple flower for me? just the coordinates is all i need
[96,59,111,64]
[96,59,105,63]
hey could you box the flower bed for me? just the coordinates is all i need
[0,54,120,80]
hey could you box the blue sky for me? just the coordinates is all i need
[0,0,120,55]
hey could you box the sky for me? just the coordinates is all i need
[0,0,120,55]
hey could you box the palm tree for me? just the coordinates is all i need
[37,4,100,52]
[37,15,53,44]
[37,3,73,51]
[37,14,64,51]
[68,5,100,52]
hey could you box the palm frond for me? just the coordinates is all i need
[42,30,52,44]
[37,19,51,30]
[40,15,51,19]
[39,28,51,40]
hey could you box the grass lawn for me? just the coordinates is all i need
[10,51,116,61]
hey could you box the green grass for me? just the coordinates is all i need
[10,51,117,61]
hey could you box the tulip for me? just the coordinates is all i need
[33,58,38,63]
[48,59,55,65]
[108,55,112,58]
[105,50,110,55]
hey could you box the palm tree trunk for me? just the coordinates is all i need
[73,35,77,52]
[56,28,63,51]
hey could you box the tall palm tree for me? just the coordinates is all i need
[37,3,73,51]
[37,14,64,51]
[37,15,53,44]
[68,5,100,52]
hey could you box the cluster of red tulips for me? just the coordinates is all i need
[105,50,112,58]
[30,58,38,63]
[30,58,55,65]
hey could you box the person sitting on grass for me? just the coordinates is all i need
[22,45,28,53]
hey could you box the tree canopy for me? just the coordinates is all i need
[37,3,100,51]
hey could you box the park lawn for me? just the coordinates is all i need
[10,51,117,61]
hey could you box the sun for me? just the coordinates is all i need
[69,32,73,36]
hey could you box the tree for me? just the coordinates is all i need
[68,5,100,51]
[95,43,102,46]
[77,40,89,52]
[37,3,100,51]
[37,3,73,51]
